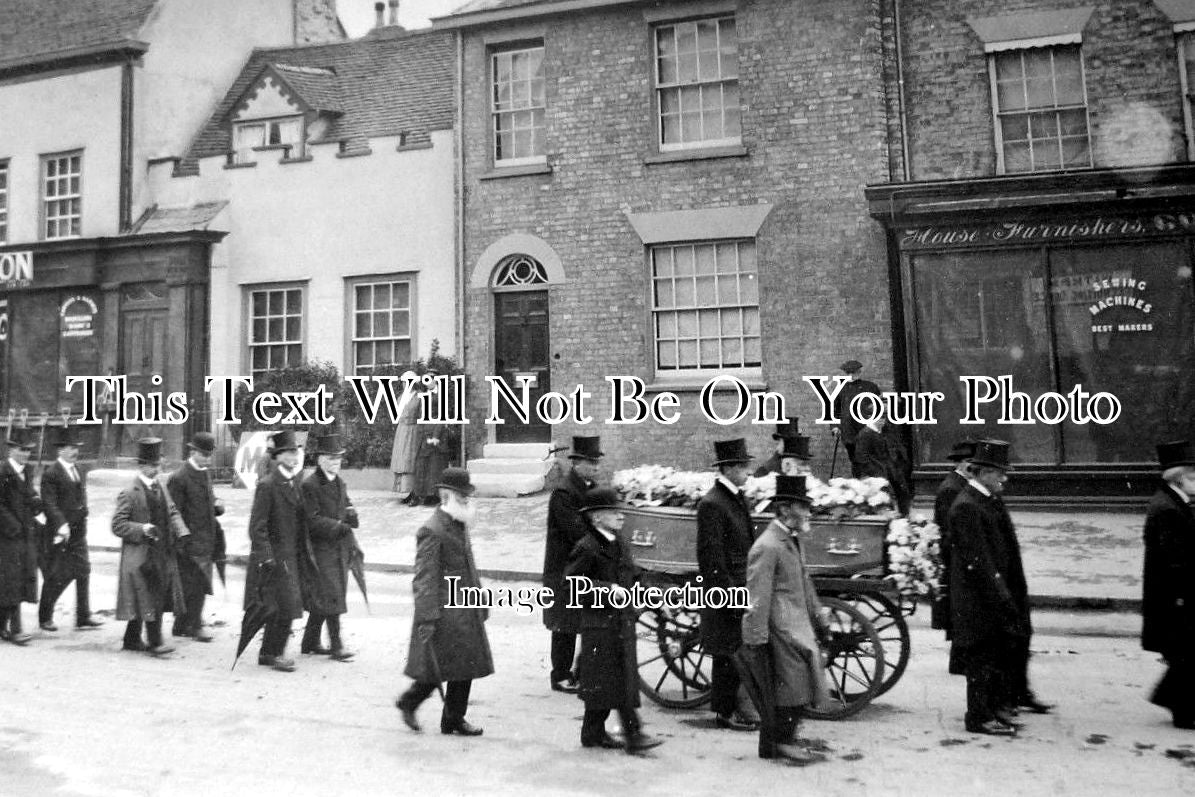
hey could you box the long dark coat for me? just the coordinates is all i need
[0,460,43,606]
[542,467,591,632]
[404,508,494,683]
[299,468,359,616]
[832,377,881,447]
[39,460,91,582]
[1142,485,1195,658]
[855,426,911,514]
[947,484,1030,674]
[564,526,642,711]
[696,479,755,655]
[409,423,459,498]
[244,467,310,621]
[112,477,188,621]
[167,461,224,595]
[931,469,968,633]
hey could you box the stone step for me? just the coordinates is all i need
[468,457,555,476]
[470,472,545,498]
[482,442,554,460]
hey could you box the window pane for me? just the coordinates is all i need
[678,340,699,367]
[393,310,410,336]
[677,310,698,337]
[268,292,283,315]
[740,272,759,303]
[695,276,716,304]
[674,278,695,307]
[286,289,301,314]
[658,341,677,368]
[657,312,677,338]
[654,279,675,309]
[356,313,371,338]
[673,246,694,276]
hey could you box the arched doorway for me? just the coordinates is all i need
[492,254,550,443]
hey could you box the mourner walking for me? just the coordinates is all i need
[696,438,759,731]
[543,435,603,694]
[1142,440,1195,729]
[754,420,813,480]
[112,438,189,657]
[405,373,458,507]
[0,427,44,645]
[37,424,102,632]
[166,431,224,642]
[396,467,492,736]
[299,433,361,661]
[930,438,976,635]
[853,410,912,515]
[564,486,662,753]
[830,359,880,478]
[389,370,425,497]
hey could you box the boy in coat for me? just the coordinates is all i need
[564,487,661,753]
[0,426,45,645]
[166,431,224,642]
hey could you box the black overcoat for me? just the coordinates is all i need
[930,470,968,633]
[403,508,494,683]
[244,467,309,621]
[0,460,43,606]
[299,468,359,616]
[410,423,459,498]
[855,426,911,513]
[832,378,881,446]
[947,484,1030,674]
[1142,486,1195,658]
[542,468,590,632]
[167,461,224,595]
[564,526,642,711]
[40,461,91,581]
[696,480,754,655]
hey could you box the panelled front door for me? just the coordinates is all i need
[494,290,550,443]
[118,288,170,455]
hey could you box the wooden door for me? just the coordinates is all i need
[494,290,550,443]
[118,306,170,454]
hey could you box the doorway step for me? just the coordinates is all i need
[469,442,555,497]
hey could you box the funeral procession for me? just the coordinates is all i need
[4,0,1195,795]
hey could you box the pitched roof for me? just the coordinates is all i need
[0,0,158,67]
[177,28,454,174]
[132,201,229,234]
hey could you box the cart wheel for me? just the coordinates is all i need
[802,596,885,720]
[636,605,711,708]
[837,591,911,697]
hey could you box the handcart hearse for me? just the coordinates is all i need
[622,503,916,720]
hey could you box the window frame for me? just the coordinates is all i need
[988,45,1092,175]
[0,158,8,244]
[244,282,307,379]
[489,41,547,168]
[40,150,83,241]
[1178,31,1195,161]
[232,115,305,164]
[344,273,416,376]
[651,14,742,153]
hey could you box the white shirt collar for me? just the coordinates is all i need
[716,475,741,495]
[865,420,883,434]
[320,467,338,481]
[8,458,24,475]
[138,474,157,489]
[188,458,208,472]
[58,458,76,472]
[593,525,616,542]
[277,464,299,481]
[966,477,992,498]
[1168,484,1192,505]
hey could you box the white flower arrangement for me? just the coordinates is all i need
[885,513,942,597]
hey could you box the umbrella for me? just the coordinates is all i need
[212,522,227,589]
[232,561,278,670]
[348,546,370,613]
[38,529,71,585]
[733,644,778,746]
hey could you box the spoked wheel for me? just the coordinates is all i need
[636,605,711,708]
[834,590,911,696]
[803,596,885,720]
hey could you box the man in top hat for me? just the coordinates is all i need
[299,432,361,661]
[38,424,102,632]
[543,435,603,693]
[1142,440,1195,729]
[244,429,311,672]
[742,475,832,763]
[112,438,189,657]
[754,419,812,479]
[947,439,1048,736]
[0,426,45,645]
[564,486,662,753]
[831,359,881,478]
[166,431,225,642]
[697,438,759,731]
[930,439,977,636]
[396,466,493,736]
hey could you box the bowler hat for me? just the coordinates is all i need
[136,437,163,465]
[568,435,604,461]
[186,431,216,454]
[946,438,978,462]
[969,439,1013,471]
[1157,440,1195,470]
[772,417,801,440]
[314,433,346,456]
[49,424,84,449]
[712,438,753,466]
[769,474,811,508]
[6,426,36,450]
[435,466,475,496]
[269,429,299,455]
[780,435,812,460]
[840,359,863,374]
[580,486,622,514]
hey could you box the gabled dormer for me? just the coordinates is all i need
[227,63,342,164]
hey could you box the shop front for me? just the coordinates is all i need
[866,165,1195,499]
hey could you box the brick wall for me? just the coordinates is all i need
[459,0,895,473]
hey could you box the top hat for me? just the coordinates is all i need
[435,466,475,496]
[712,438,753,466]
[772,417,801,440]
[136,437,164,465]
[1157,440,1195,470]
[580,486,623,514]
[840,359,863,374]
[269,429,299,455]
[49,424,85,449]
[947,438,978,462]
[568,435,604,461]
[314,433,346,456]
[6,426,36,450]
[769,474,811,507]
[969,439,1013,471]
[187,431,217,454]
[779,435,812,460]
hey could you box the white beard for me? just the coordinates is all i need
[440,493,477,526]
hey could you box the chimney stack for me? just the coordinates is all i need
[388,0,399,26]
[374,2,385,28]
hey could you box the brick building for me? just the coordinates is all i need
[436,0,898,473]
[867,0,1195,497]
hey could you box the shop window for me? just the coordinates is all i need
[491,44,545,166]
[991,46,1091,173]
[41,151,82,240]
[0,159,8,243]
[651,240,759,375]
[349,277,412,374]
[233,117,303,164]
[247,285,303,379]
[654,15,740,151]
[1179,32,1195,160]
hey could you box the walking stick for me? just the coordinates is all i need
[829,432,841,480]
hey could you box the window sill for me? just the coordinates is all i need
[280,155,313,165]
[336,148,374,159]
[223,161,258,170]
[646,375,767,393]
[252,144,293,153]
[396,141,433,152]
[480,162,553,180]
[644,145,748,165]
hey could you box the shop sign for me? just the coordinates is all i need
[0,250,32,288]
[0,298,7,341]
[60,295,97,338]
[1087,275,1154,334]
[899,213,1195,251]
